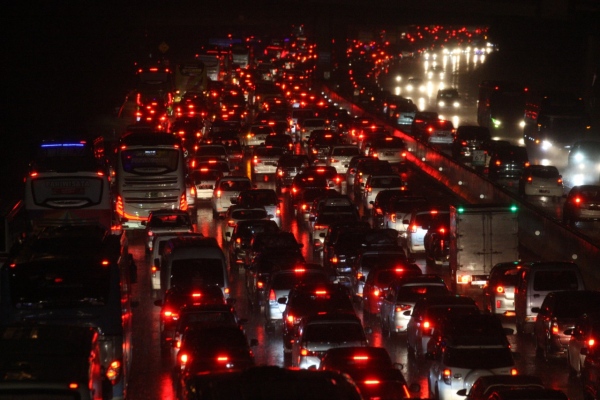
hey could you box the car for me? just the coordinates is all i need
[427,65,445,79]
[275,154,311,193]
[281,282,355,353]
[251,145,287,180]
[292,312,369,369]
[380,275,450,336]
[405,207,450,257]
[153,283,226,349]
[363,174,407,213]
[195,144,229,166]
[362,263,422,317]
[487,145,530,180]
[178,366,364,400]
[264,264,331,330]
[319,346,418,400]
[296,188,340,221]
[143,209,194,253]
[301,165,343,192]
[483,388,568,400]
[353,159,394,197]
[289,173,330,207]
[456,375,545,400]
[211,176,254,217]
[517,165,564,199]
[241,124,275,149]
[405,77,425,94]
[566,140,600,186]
[407,295,480,358]
[365,136,408,169]
[423,215,451,267]
[345,155,371,192]
[483,262,521,315]
[567,312,600,377]
[410,111,439,137]
[451,125,491,164]
[436,88,461,108]
[309,206,360,252]
[299,118,329,143]
[188,168,224,201]
[174,326,257,390]
[417,118,456,146]
[327,145,362,175]
[234,188,282,227]
[264,133,294,153]
[381,195,429,235]
[322,220,372,270]
[222,206,270,243]
[371,189,414,228]
[533,290,600,361]
[389,97,419,126]
[562,184,600,226]
[427,313,516,400]
[307,130,345,164]
[244,231,304,268]
[582,337,600,400]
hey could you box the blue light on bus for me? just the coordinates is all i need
[41,142,85,148]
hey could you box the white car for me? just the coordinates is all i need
[242,124,275,149]
[517,165,564,199]
[143,209,194,253]
[363,174,407,212]
[405,208,450,256]
[211,176,254,217]
[327,145,361,175]
[235,188,282,227]
[189,168,223,201]
[292,312,368,369]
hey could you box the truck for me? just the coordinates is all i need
[449,204,519,294]
[477,80,527,133]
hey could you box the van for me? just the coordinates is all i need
[150,232,204,293]
[157,236,230,299]
[514,261,585,334]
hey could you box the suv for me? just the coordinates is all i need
[483,262,521,315]
[327,145,362,175]
[275,154,310,193]
[427,314,516,400]
[417,119,456,146]
[436,88,461,108]
[292,312,369,369]
[568,312,600,378]
[211,176,254,218]
[451,125,491,164]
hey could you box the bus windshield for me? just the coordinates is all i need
[121,148,180,174]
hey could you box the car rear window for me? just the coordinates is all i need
[304,322,365,342]
[171,259,224,287]
[532,270,580,291]
[530,167,559,178]
[443,347,513,369]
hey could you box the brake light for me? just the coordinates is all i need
[330,256,338,264]
[551,321,559,335]
[269,289,276,301]
[106,360,122,383]
[294,268,306,273]
[574,196,582,205]
[496,286,504,293]
[511,368,518,376]
[422,320,433,335]
[557,178,563,185]
[314,224,326,230]
[409,224,417,233]
[216,355,229,363]
[391,213,396,223]
[442,368,452,384]
[179,353,190,367]
[527,176,533,184]
[373,288,380,297]
[216,190,222,198]
[228,220,236,227]
[396,304,411,313]
[364,380,380,385]
[588,339,595,347]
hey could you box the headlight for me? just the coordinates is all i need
[574,153,584,162]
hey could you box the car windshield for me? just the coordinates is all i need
[304,322,365,343]
[370,176,404,188]
[442,347,513,369]
[552,293,600,318]
[231,209,268,220]
[532,270,580,291]
[529,167,559,178]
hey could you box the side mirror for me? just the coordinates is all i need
[394,362,404,371]
[503,327,515,336]
[564,328,574,336]
[153,299,163,307]
[230,198,238,205]
[531,307,541,313]
[403,310,411,316]
[309,216,316,222]
[238,318,248,325]
[226,231,231,237]
[250,338,259,347]
[278,297,288,305]
[402,219,410,225]
[359,276,365,283]
[319,233,325,238]
[456,389,467,397]
[581,347,589,356]
[141,221,147,226]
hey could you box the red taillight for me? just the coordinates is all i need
[511,368,518,376]
[106,360,122,383]
[442,368,452,384]
[409,224,417,233]
[364,380,380,385]
[527,176,533,184]
[373,288,380,297]
[588,338,596,347]
[496,286,504,293]
[269,289,276,301]
[257,281,264,289]
[179,353,190,366]
[216,355,229,363]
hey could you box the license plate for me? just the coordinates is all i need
[539,189,550,193]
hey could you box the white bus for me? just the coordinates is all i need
[24,139,113,232]
[115,131,187,229]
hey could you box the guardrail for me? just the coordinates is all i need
[324,87,600,290]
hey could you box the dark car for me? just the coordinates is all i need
[275,154,311,193]
[483,262,521,315]
[451,125,491,164]
[307,130,345,163]
[423,212,451,267]
[281,282,355,353]
[410,111,440,138]
[320,346,417,399]
[178,366,363,400]
[228,219,279,272]
[483,388,568,400]
[289,172,330,206]
[562,184,600,226]
[456,375,545,400]
[533,290,600,361]
[487,145,530,180]
[567,312,600,377]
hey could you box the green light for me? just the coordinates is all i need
[457,207,465,214]
[510,205,518,212]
